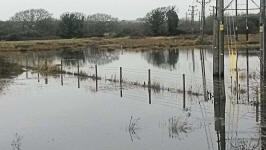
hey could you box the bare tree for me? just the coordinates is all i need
[10,9,52,31]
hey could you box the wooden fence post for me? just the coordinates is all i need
[61,59,63,86]
[95,64,98,91]
[78,60,80,88]
[26,56,28,79]
[148,69,151,104]
[183,74,186,109]
[120,67,123,97]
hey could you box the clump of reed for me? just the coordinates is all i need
[11,133,23,150]
[233,86,247,95]
[34,64,63,76]
[68,70,101,80]
[168,117,191,139]
[239,72,256,80]
[77,70,91,81]
[150,81,163,93]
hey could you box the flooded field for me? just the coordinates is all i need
[0,47,264,150]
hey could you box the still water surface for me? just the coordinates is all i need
[0,47,263,150]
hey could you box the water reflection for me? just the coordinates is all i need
[142,49,179,70]
[192,49,195,72]
[200,49,207,101]
[60,48,119,66]
[261,80,266,149]
[213,77,226,150]
[82,48,119,65]
[6,47,120,69]
[0,47,263,149]
[128,116,141,142]
[0,57,23,79]
[0,57,23,93]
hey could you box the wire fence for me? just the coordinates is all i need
[6,56,260,108]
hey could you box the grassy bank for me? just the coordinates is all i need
[0,34,260,52]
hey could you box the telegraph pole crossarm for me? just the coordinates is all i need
[197,0,211,42]
[188,5,198,34]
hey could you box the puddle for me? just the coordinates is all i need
[0,47,263,150]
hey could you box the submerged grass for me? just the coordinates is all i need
[30,64,63,76]
[168,116,192,139]
[105,76,202,96]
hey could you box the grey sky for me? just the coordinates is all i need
[0,0,261,21]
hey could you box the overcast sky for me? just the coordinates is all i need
[0,0,261,21]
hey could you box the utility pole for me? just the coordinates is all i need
[246,0,249,102]
[216,0,224,77]
[197,0,211,41]
[189,5,197,34]
[199,11,201,30]
[235,0,238,40]
[186,12,188,23]
[213,0,219,76]
[260,0,266,97]
[246,0,249,42]
[210,6,216,44]
[218,0,224,77]
[261,0,266,146]
[210,6,216,17]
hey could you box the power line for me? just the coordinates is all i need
[197,0,211,41]
[188,5,198,34]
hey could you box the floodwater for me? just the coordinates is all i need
[0,47,264,150]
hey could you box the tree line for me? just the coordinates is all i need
[0,7,260,41]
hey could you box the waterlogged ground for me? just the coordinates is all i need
[0,47,264,150]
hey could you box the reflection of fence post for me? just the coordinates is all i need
[236,50,239,104]
[256,87,259,122]
[45,58,47,69]
[148,69,151,104]
[148,69,151,88]
[231,76,232,93]
[238,84,241,100]
[95,64,98,91]
[61,59,63,86]
[183,74,186,109]
[200,49,207,101]
[78,60,80,88]
[246,47,249,102]
[120,67,123,97]
[45,76,48,84]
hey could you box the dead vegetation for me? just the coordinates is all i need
[11,133,23,150]
[0,34,260,52]
[37,64,63,75]
[168,116,192,139]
